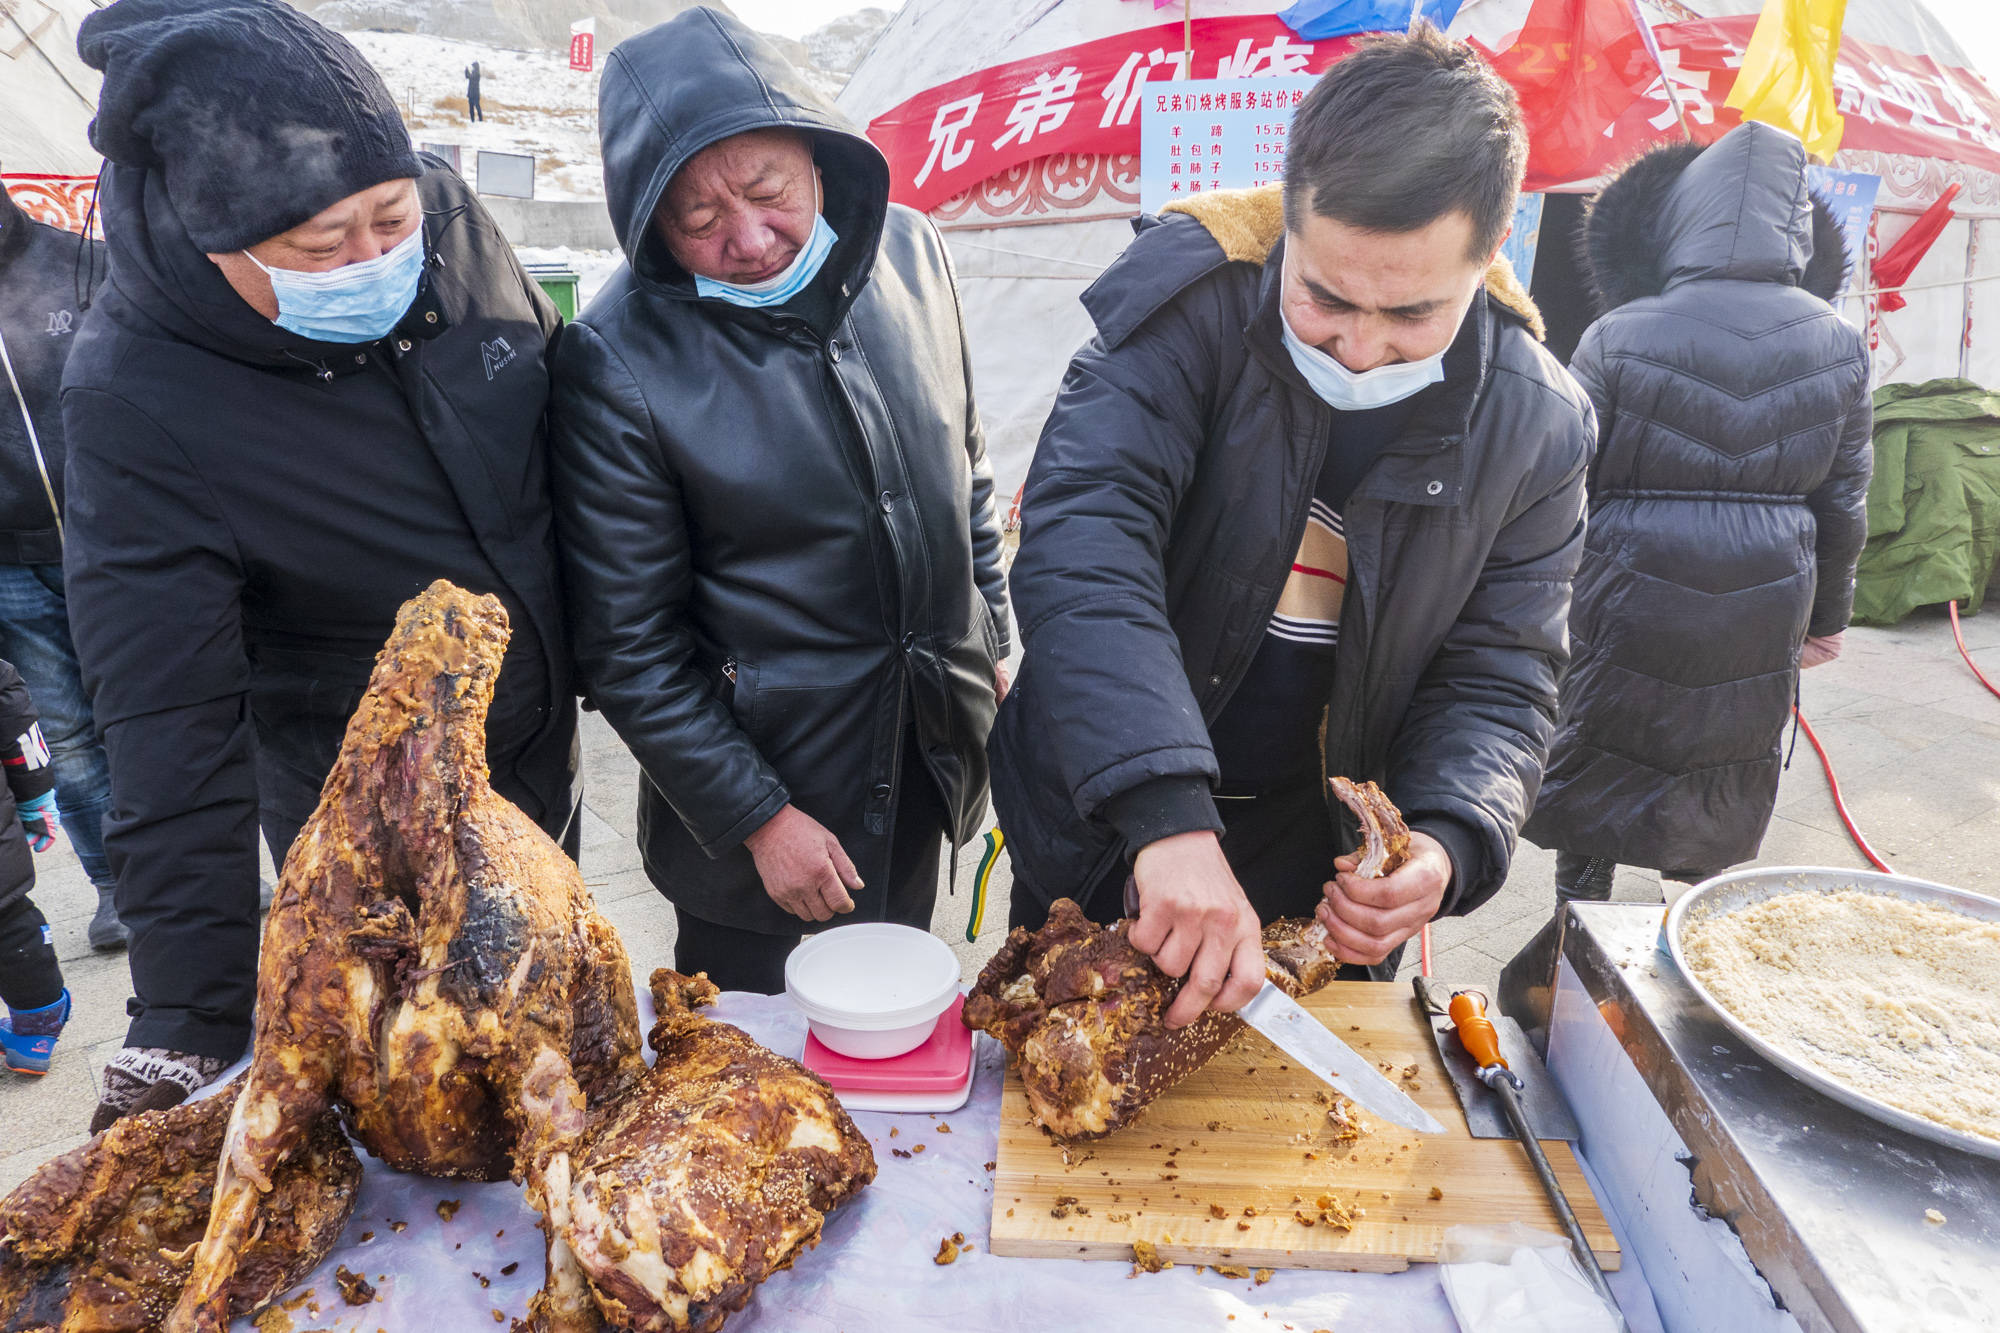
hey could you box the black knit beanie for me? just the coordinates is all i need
[78,0,423,254]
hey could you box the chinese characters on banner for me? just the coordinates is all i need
[865,12,2000,211]
[569,18,595,73]
[869,17,1354,212]
[1138,76,1319,213]
[1805,167,1882,292]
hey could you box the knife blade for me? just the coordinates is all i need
[1237,981,1448,1134]
[1117,876,1445,1133]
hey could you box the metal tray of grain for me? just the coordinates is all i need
[1664,865,2000,1162]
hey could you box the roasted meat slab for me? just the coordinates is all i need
[165,581,645,1333]
[964,778,1411,1140]
[963,902,1346,1140]
[0,1077,358,1332]
[561,970,877,1333]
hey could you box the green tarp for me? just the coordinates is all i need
[1851,378,2000,626]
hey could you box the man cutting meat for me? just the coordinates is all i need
[989,26,1593,1026]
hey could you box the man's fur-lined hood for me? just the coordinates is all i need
[1161,182,1546,340]
[1582,122,1848,313]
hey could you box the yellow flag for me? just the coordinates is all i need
[1724,0,1849,160]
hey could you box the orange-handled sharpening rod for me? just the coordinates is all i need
[1448,990,1507,1072]
[1447,988,1625,1328]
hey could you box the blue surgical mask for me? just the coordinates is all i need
[245,225,425,343]
[1278,257,1447,411]
[695,212,838,309]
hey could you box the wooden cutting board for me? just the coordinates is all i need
[987,981,1619,1273]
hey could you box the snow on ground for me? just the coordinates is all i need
[349,32,606,201]
[515,245,625,307]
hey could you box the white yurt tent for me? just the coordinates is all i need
[837,0,2000,499]
[1,0,104,232]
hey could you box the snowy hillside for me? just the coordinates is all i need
[350,31,605,200]
[806,7,893,76]
[332,8,897,202]
[297,0,736,49]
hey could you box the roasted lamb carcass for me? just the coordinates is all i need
[166,581,644,1333]
[964,777,1411,1141]
[559,970,877,1333]
[0,1076,358,1332]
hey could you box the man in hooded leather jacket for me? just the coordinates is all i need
[550,9,1010,992]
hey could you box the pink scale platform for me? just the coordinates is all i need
[801,993,977,1113]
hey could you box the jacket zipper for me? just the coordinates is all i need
[0,327,63,535]
[818,328,969,852]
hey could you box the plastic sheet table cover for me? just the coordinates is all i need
[205,987,1665,1333]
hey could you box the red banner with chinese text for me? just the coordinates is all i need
[867,17,1355,212]
[1588,16,2000,181]
[865,11,2000,211]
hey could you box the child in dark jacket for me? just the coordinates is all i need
[0,656,69,1074]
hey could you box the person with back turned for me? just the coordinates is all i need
[1501,123,1872,1030]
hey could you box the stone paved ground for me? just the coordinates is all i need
[6,606,1999,1191]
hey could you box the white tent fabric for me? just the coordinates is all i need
[1,0,104,230]
[839,0,2000,500]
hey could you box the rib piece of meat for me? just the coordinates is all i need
[963,902,1345,1141]
[966,778,1412,1141]
[166,581,645,1333]
[0,1076,358,1331]
[1330,777,1410,877]
[560,970,877,1333]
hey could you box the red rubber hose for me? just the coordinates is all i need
[1792,707,1894,873]
[1948,601,2000,701]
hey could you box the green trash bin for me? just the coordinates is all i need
[525,263,581,320]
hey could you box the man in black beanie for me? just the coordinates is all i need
[63,0,578,1129]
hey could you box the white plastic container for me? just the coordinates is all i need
[784,922,962,1059]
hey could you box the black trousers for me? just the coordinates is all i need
[1016,776,1403,982]
[0,892,62,1011]
[467,92,483,121]
[672,765,948,995]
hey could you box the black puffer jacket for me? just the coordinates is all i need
[1522,122,1872,872]
[550,9,1009,934]
[0,186,104,564]
[61,157,577,1059]
[990,184,1592,920]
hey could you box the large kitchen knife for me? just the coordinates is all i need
[1121,875,1445,1133]
[1237,981,1448,1134]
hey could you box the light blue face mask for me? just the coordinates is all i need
[1278,255,1448,411]
[694,211,838,309]
[245,225,425,343]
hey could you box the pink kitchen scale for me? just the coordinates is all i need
[801,994,978,1114]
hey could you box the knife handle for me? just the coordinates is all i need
[1448,991,1508,1071]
